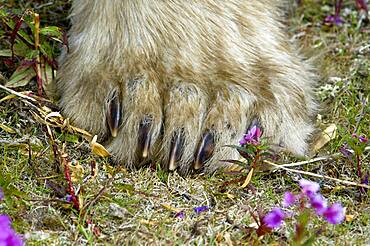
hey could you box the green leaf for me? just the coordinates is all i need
[64,134,79,144]
[25,15,36,36]
[221,159,248,167]
[297,209,310,226]
[13,41,32,57]
[258,145,270,150]
[116,183,134,192]
[40,26,62,39]
[40,42,54,57]
[0,9,8,18]
[0,49,12,57]
[18,29,35,46]
[40,60,54,89]
[25,49,39,59]
[6,66,35,88]
[301,235,317,246]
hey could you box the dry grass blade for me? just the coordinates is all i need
[276,146,370,168]
[0,84,92,139]
[90,135,111,157]
[0,84,37,102]
[241,168,254,188]
[0,123,16,133]
[312,123,338,152]
[263,160,370,189]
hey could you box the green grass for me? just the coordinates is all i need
[0,0,369,245]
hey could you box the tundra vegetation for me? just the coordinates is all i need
[0,0,369,245]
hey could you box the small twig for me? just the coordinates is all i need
[263,160,370,189]
[81,175,115,212]
[219,176,246,192]
[28,139,32,167]
[279,154,341,168]
[354,96,367,132]
[34,2,54,9]
[61,153,80,210]
[356,153,362,179]
[0,84,37,102]
[335,0,344,19]
[33,13,43,96]
[0,139,27,145]
[277,146,370,168]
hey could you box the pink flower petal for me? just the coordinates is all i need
[299,179,320,196]
[323,203,345,224]
[263,208,285,228]
[309,194,327,215]
[282,192,296,207]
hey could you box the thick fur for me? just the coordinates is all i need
[55,0,316,174]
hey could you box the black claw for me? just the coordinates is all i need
[107,91,121,138]
[194,131,214,170]
[138,120,152,159]
[168,132,184,171]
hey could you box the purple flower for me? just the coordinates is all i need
[0,188,3,201]
[326,0,344,26]
[65,195,73,202]
[263,208,285,228]
[239,126,262,146]
[324,15,343,26]
[0,215,24,246]
[351,133,368,143]
[339,144,352,158]
[358,135,368,143]
[282,192,296,207]
[361,173,369,185]
[194,206,209,214]
[309,194,327,215]
[175,211,185,219]
[323,203,345,224]
[0,215,11,228]
[299,179,320,197]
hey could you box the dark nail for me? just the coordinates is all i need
[168,132,184,171]
[138,120,152,159]
[194,131,214,170]
[107,92,121,138]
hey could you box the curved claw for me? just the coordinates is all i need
[107,92,121,138]
[138,120,152,159]
[194,131,214,170]
[168,132,184,171]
